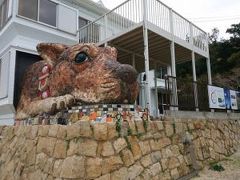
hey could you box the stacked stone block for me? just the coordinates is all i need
[0,118,240,180]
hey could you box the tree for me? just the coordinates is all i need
[226,23,240,38]
[226,23,240,50]
[208,28,219,43]
[177,23,240,89]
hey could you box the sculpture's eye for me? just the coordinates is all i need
[75,52,89,64]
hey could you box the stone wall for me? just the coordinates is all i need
[0,118,240,180]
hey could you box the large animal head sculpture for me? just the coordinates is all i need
[16,43,139,119]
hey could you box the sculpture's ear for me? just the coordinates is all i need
[37,43,68,65]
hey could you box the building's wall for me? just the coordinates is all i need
[0,118,240,179]
[0,47,16,125]
[0,114,14,125]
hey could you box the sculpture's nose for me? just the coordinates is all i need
[115,64,138,84]
[104,60,138,84]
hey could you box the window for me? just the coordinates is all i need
[79,17,89,42]
[39,0,57,26]
[79,17,89,29]
[18,0,57,27]
[155,68,167,79]
[18,0,38,21]
[0,0,10,29]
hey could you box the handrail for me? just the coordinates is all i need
[155,0,172,10]
[154,0,207,36]
[78,0,207,34]
[78,0,208,52]
[172,10,206,35]
[77,0,131,33]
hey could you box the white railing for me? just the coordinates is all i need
[172,11,191,43]
[192,25,208,52]
[79,0,143,43]
[78,0,208,53]
[147,0,170,33]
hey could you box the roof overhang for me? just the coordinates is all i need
[100,26,205,73]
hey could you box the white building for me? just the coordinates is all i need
[0,0,111,125]
[0,0,212,125]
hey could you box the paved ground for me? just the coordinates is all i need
[192,147,240,180]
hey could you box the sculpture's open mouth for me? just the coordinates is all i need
[71,79,138,105]
[100,78,139,104]
[100,82,118,89]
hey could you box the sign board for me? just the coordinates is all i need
[208,85,225,109]
[237,91,240,110]
[230,90,238,110]
[224,88,231,110]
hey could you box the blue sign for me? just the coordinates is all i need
[224,88,231,110]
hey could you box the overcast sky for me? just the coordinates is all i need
[93,0,240,40]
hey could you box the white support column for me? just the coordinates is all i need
[132,54,136,69]
[206,37,212,85]
[190,24,199,111]
[170,42,178,110]
[104,15,108,47]
[169,9,178,110]
[170,42,176,78]
[142,0,151,113]
[154,64,159,118]
[132,54,137,107]
[169,9,176,77]
[206,35,214,113]
[192,51,197,82]
[143,31,151,111]
[206,58,212,85]
[192,51,199,111]
[207,57,214,113]
[167,66,172,76]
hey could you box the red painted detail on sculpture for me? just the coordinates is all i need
[38,63,52,99]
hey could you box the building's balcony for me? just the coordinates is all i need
[78,0,208,57]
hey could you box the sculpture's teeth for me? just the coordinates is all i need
[100,82,116,88]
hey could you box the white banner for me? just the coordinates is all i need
[208,85,225,109]
[230,90,238,110]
